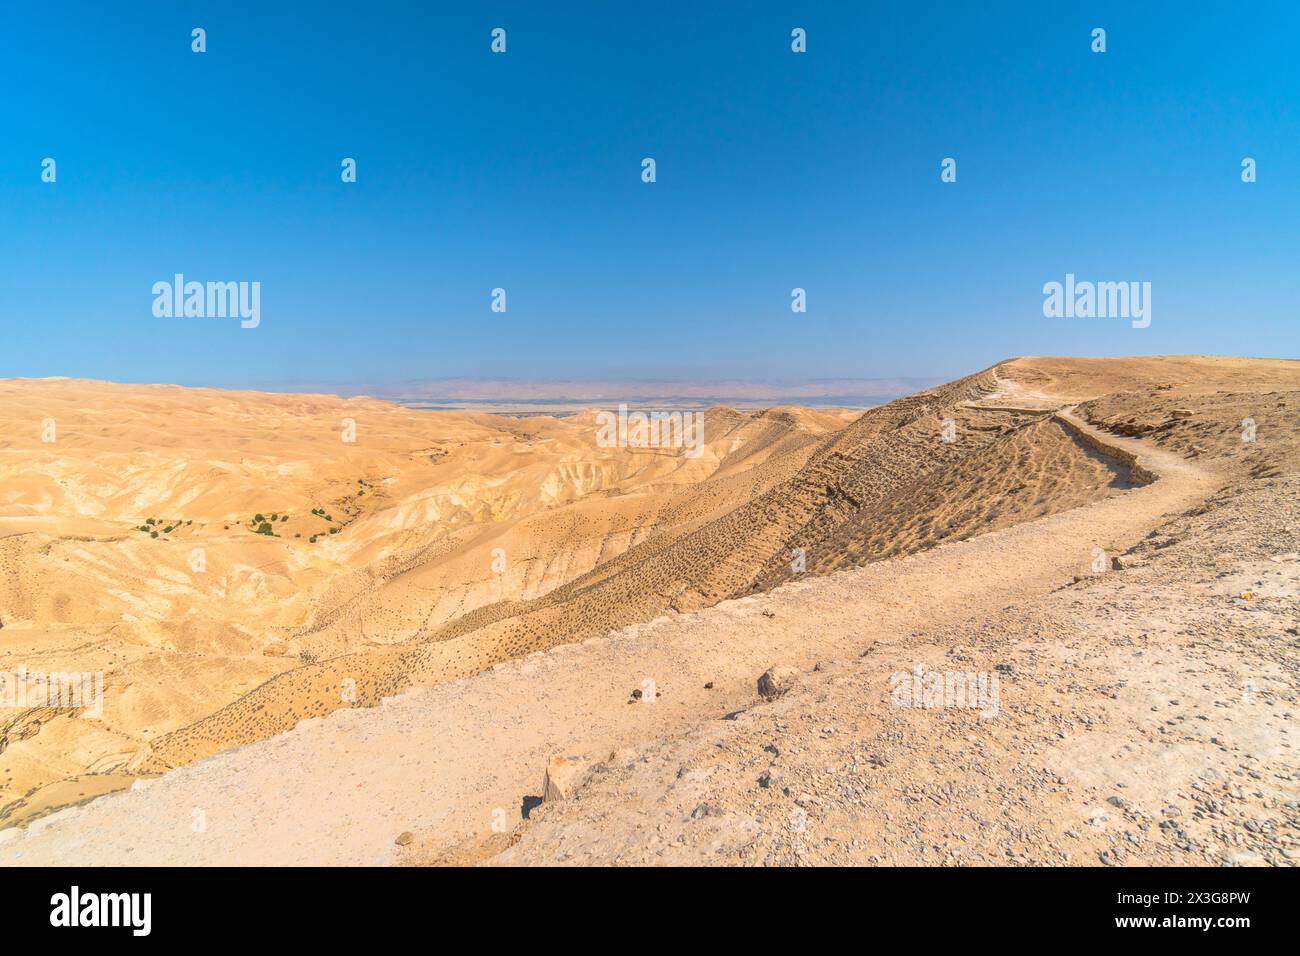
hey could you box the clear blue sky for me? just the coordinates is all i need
[1,1,1297,388]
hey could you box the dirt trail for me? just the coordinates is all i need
[496,474,1299,867]
[0,381,1221,866]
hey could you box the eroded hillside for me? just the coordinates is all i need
[3,356,1296,831]
[0,380,844,825]
[5,355,1295,867]
[128,362,1141,778]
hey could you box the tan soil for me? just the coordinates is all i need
[3,356,1295,865]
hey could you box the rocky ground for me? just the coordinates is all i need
[490,475,1298,866]
[3,357,1296,866]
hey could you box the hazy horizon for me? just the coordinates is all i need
[7,353,1296,400]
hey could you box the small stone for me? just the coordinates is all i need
[758,768,783,789]
[543,754,593,802]
[394,831,414,846]
[758,665,799,701]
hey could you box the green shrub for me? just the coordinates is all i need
[256,522,274,536]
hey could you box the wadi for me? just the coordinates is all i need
[0,355,1296,867]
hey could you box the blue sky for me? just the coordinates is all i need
[1,1,1297,389]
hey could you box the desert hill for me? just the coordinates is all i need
[0,354,1294,866]
[0,381,844,823]
[124,363,1128,776]
[1,356,1297,836]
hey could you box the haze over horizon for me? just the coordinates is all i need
[2,1,1298,391]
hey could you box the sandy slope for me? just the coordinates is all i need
[0,381,841,824]
[1,356,1295,865]
[1,357,1127,819]
[122,361,1132,784]
[0,373,1250,866]
[492,475,1298,867]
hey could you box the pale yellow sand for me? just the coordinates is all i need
[1,356,1297,849]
